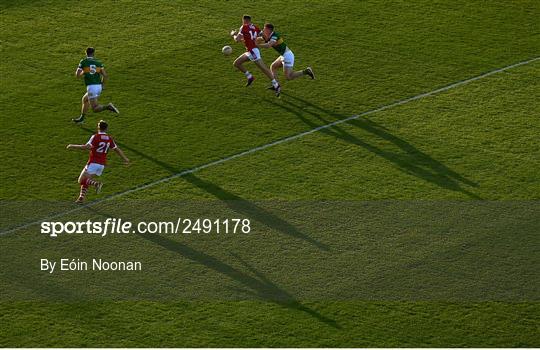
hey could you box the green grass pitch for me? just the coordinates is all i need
[1,0,539,347]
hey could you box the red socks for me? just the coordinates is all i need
[80,178,98,187]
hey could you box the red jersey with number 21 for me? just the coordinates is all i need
[86,132,117,165]
[240,24,260,52]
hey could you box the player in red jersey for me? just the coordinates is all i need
[66,120,129,203]
[230,15,281,96]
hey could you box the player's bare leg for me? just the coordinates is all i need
[270,58,282,80]
[73,93,90,124]
[73,95,118,124]
[76,170,103,203]
[81,94,90,115]
[267,58,282,88]
[233,54,255,86]
[267,59,283,97]
[284,66,315,80]
[253,59,281,96]
[89,98,119,115]
[253,59,275,81]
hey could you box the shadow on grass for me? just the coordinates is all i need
[266,92,481,199]
[183,174,329,251]
[80,126,328,250]
[79,205,340,329]
[141,231,339,328]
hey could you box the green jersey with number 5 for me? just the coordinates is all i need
[78,57,104,86]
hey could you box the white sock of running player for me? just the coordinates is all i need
[271,79,279,88]
[244,71,252,78]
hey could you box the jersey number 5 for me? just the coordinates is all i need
[89,65,97,74]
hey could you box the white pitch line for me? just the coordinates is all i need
[1,56,539,236]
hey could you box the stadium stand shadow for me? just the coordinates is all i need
[144,232,339,328]
[183,174,329,251]
[80,127,329,250]
[80,206,340,328]
[267,93,481,199]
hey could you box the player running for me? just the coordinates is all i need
[66,120,129,203]
[258,23,315,85]
[230,15,281,96]
[72,47,119,124]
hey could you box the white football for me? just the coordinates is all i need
[222,45,232,55]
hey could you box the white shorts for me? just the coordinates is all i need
[84,162,105,176]
[86,84,102,99]
[280,49,295,68]
[244,48,262,61]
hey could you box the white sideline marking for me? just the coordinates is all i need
[1,56,539,236]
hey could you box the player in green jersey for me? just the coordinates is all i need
[258,23,314,85]
[72,47,119,124]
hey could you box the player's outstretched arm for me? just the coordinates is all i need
[258,39,276,49]
[66,144,91,150]
[75,68,84,78]
[258,42,271,49]
[231,30,244,42]
[100,68,109,86]
[114,147,130,165]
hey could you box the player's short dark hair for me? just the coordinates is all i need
[86,47,95,56]
[98,120,108,131]
[243,15,251,21]
[264,23,274,31]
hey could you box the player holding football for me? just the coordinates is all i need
[72,47,119,124]
[230,15,281,96]
[66,120,129,203]
[258,23,314,83]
